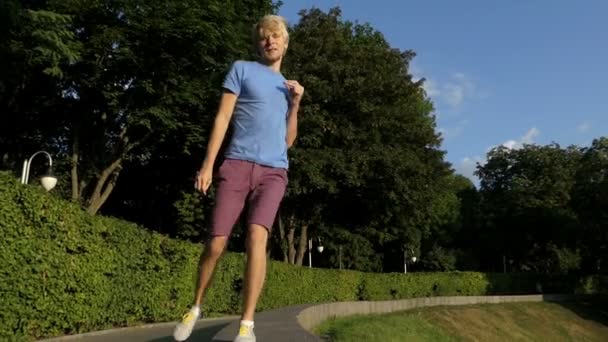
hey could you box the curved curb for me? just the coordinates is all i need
[212,294,576,341]
[297,294,574,336]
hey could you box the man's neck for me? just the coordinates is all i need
[259,58,282,72]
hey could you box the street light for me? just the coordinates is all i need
[21,151,57,191]
[308,237,324,268]
[404,247,418,274]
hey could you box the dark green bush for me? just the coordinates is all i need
[0,171,602,341]
[1,172,213,340]
[358,272,491,300]
[259,263,363,311]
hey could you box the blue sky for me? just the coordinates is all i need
[279,1,608,183]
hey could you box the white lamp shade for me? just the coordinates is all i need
[411,256,417,263]
[317,245,324,253]
[41,176,58,191]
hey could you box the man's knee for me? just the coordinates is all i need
[247,224,268,248]
[206,236,228,259]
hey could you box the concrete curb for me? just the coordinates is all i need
[296,294,575,336]
[38,315,239,341]
[211,294,577,341]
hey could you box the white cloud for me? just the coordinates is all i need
[502,140,518,150]
[459,127,542,185]
[411,64,441,98]
[455,156,485,185]
[522,127,539,143]
[445,73,476,108]
[438,120,467,141]
[410,63,480,111]
[443,83,464,107]
[500,127,540,150]
[422,79,441,97]
[456,127,540,186]
[424,72,476,109]
[577,121,591,133]
[410,62,424,82]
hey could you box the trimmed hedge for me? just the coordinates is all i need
[0,171,604,341]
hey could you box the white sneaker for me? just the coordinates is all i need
[234,323,256,342]
[173,306,200,341]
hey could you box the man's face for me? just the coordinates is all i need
[258,29,287,63]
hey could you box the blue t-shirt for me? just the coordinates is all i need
[222,61,290,169]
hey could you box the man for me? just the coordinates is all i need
[173,14,303,342]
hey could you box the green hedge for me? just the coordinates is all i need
[0,171,604,341]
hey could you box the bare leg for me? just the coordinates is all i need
[194,236,228,306]
[174,236,229,341]
[241,224,269,321]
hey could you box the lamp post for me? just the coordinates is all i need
[308,237,324,268]
[404,247,418,274]
[20,151,57,191]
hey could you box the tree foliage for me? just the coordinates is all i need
[2,2,607,275]
[1,0,277,215]
[275,8,448,271]
[478,143,608,272]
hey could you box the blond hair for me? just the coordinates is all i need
[253,15,289,46]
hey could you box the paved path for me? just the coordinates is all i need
[38,295,575,342]
[38,304,323,342]
[39,317,238,342]
[212,304,320,342]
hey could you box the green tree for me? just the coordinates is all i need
[422,174,480,271]
[279,8,449,271]
[572,137,608,273]
[61,0,279,214]
[99,0,278,234]
[1,0,277,216]
[0,1,81,169]
[477,144,582,273]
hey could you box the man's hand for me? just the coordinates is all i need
[195,167,213,195]
[285,80,304,106]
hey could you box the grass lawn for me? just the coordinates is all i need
[316,300,608,341]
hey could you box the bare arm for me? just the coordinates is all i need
[286,103,299,148]
[284,80,304,148]
[197,91,237,193]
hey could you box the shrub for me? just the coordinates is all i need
[0,171,602,341]
[259,264,363,310]
[1,172,208,340]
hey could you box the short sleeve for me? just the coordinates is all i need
[223,61,243,96]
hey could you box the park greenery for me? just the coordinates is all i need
[1,0,607,332]
[316,301,608,341]
[1,171,604,340]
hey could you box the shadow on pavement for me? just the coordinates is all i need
[147,322,231,342]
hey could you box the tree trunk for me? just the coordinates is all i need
[84,129,148,214]
[79,179,86,199]
[276,212,289,262]
[286,212,297,264]
[287,226,296,264]
[70,129,80,202]
[86,157,123,215]
[295,224,308,266]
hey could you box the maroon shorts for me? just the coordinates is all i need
[211,159,288,236]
